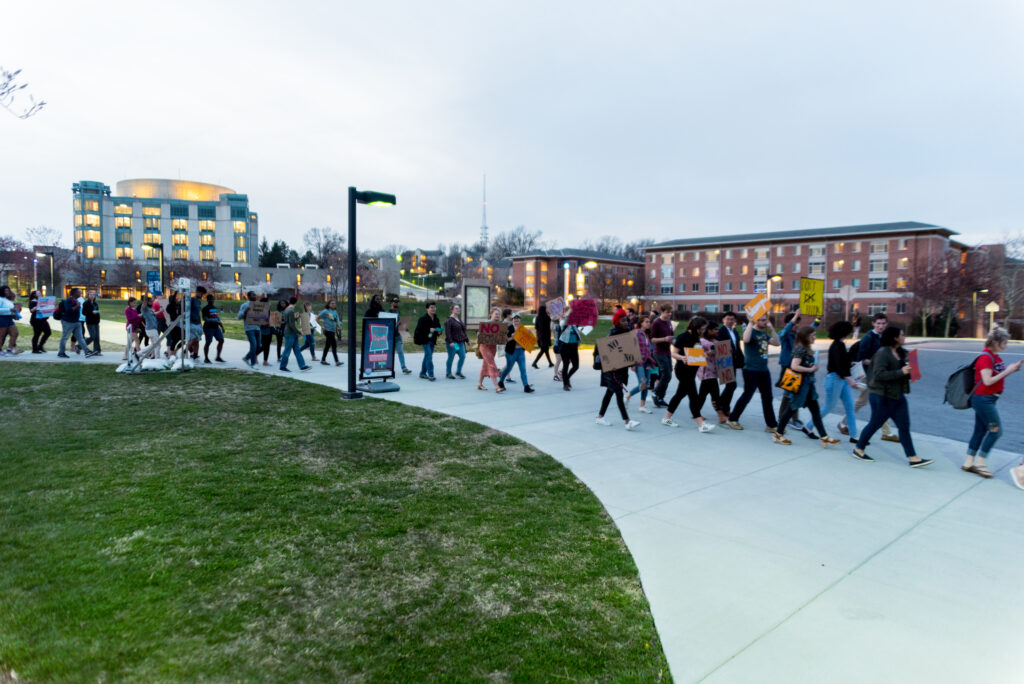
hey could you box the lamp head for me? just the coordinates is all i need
[354,190,397,206]
[584,261,598,269]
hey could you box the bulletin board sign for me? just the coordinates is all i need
[462,281,492,326]
[360,316,396,379]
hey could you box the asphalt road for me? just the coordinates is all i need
[767,340,1024,454]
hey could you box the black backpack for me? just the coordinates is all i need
[53,298,65,321]
[944,352,991,409]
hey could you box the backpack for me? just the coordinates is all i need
[943,352,991,409]
[53,298,65,321]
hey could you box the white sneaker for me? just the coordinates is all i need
[595,417,611,426]
[1011,465,1024,491]
[698,422,716,433]
[625,420,640,431]
[661,417,678,428]
[638,405,653,414]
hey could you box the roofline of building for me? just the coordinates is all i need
[508,250,644,265]
[647,221,957,250]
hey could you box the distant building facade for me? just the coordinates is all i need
[509,249,645,311]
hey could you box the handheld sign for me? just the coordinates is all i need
[908,348,922,383]
[568,299,599,326]
[744,292,770,321]
[300,311,311,336]
[595,333,641,372]
[799,277,825,316]
[268,310,282,328]
[513,325,537,353]
[684,347,708,366]
[37,296,56,317]
[714,340,735,384]
[546,297,565,320]
[245,300,270,326]
[477,321,506,346]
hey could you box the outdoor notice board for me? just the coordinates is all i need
[546,297,565,320]
[800,277,825,316]
[684,347,708,366]
[477,322,506,346]
[714,340,735,384]
[568,299,599,326]
[513,325,537,353]
[462,282,492,325]
[595,333,640,373]
[360,316,396,379]
[744,292,770,321]
[245,301,270,326]
[37,296,56,317]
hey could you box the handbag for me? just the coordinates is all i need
[776,368,803,393]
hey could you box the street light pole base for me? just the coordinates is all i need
[341,391,364,400]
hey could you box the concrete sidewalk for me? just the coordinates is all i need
[5,335,1024,683]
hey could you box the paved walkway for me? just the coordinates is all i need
[6,323,1024,683]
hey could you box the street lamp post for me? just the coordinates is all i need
[972,288,989,338]
[344,186,397,400]
[766,274,783,325]
[35,251,54,297]
[143,243,164,296]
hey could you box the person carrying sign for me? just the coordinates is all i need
[28,290,51,354]
[696,323,729,424]
[773,326,841,447]
[477,307,503,391]
[595,309,639,430]
[557,308,583,391]
[726,314,780,431]
[662,316,715,433]
[531,304,554,369]
[497,314,534,393]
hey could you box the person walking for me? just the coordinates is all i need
[185,286,205,360]
[123,296,143,359]
[166,291,182,358]
[238,291,262,368]
[777,311,820,439]
[318,299,343,366]
[297,301,320,363]
[444,303,469,379]
[477,307,502,391]
[414,301,442,380]
[258,296,275,366]
[695,322,729,424]
[201,293,226,363]
[662,316,715,432]
[28,290,51,354]
[557,309,582,390]
[57,288,89,358]
[715,311,744,416]
[726,314,780,431]
[278,296,311,372]
[82,290,102,355]
[626,314,656,414]
[840,313,897,441]
[385,296,411,374]
[773,326,841,447]
[498,314,534,393]
[963,327,1022,478]
[820,320,859,443]
[650,304,675,408]
[852,326,931,467]
[552,312,563,382]
[531,304,554,369]
[0,287,22,355]
[266,299,286,362]
[141,296,159,359]
[595,309,639,430]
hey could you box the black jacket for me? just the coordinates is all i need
[716,325,744,370]
[83,299,101,325]
[868,346,910,400]
[600,325,632,387]
[535,309,551,345]
[414,313,440,345]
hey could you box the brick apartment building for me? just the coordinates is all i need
[509,250,644,312]
[642,221,968,323]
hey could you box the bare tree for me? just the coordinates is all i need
[487,226,544,260]
[303,227,346,268]
[995,234,1024,324]
[73,259,105,291]
[909,252,951,336]
[1,67,46,119]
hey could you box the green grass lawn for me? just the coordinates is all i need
[0,364,670,682]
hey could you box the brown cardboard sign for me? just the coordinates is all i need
[595,332,640,372]
[398,316,412,341]
[513,325,537,353]
[300,311,311,336]
[268,311,282,328]
[477,321,506,346]
[246,300,270,326]
[714,340,735,384]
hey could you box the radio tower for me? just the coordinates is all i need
[479,174,489,249]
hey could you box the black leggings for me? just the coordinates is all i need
[696,378,721,416]
[533,342,553,367]
[31,319,51,351]
[263,328,282,361]
[599,376,629,421]
[561,343,580,387]
[323,330,339,363]
[667,363,700,418]
[778,397,826,437]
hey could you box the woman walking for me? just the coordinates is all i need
[552,313,563,382]
[82,290,102,355]
[477,307,502,391]
[531,304,554,369]
[498,314,534,393]
[318,299,342,366]
[852,326,932,467]
[662,316,715,432]
[28,290,51,353]
[124,296,143,358]
[626,314,656,414]
[444,303,469,379]
[557,309,582,390]
[695,322,729,424]
[595,309,640,430]
[142,296,159,358]
[166,291,182,357]
[773,326,841,447]
[964,327,1022,478]
[820,321,859,443]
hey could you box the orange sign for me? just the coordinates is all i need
[744,292,770,321]
[513,325,537,353]
[684,347,708,366]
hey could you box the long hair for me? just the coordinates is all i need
[686,316,708,336]
[880,326,903,348]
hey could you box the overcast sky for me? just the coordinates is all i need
[3,0,1023,253]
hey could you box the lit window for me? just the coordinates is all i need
[100,270,106,282]
[851,242,861,252]
[200,234,215,246]
[265,273,271,282]
[198,220,215,232]
[114,203,132,215]
[899,239,909,250]
[835,242,844,253]
[84,200,99,212]
[296,274,302,286]
[234,236,246,248]
[84,245,97,259]
[234,221,246,234]
[74,215,83,227]
[833,260,844,271]
[144,217,160,229]
[234,272,241,283]
[116,247,133,259]
[741,265,749,275]
[172,248,189,260]
[74,199,82,211]
[84,214,101,228]
[82,230,101,243]
[143,206,161,216]
[200,248,216,262]
[898,257,909,269]
[525,262,534,272]
[326,274,332,284]
[235,250,247,263]
[755,248,769,259]
[172,234,188,246]
[172,219,188,231]
[896,277,907,288]
[114,216,131,228]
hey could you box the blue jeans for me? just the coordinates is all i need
[243,329,261,365]
[279,333,308,370]
[629,365,651,400]
[822,372,857,438]
[967,394,1002,457]
[420,342,435,377]
[299,333,316,357]
[395,339,408,370]
[499,347,529,386]
[446,341,466,375]
[857,394,915,458]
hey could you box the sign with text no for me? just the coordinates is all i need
[477,321,506,346]
[714,340,735,384]
[799,278,824,316]
[595,333,640,372]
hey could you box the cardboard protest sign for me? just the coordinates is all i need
[546,297,565,320]
[398,316,411,341]
[477,321,506,346]
[684,347,708,366]
[245,300,270,326]
[37,296,56,317]
[744,292,770,321]
[799,277,824,316]
[595,332,641,372]
[268,310,282,328]
[714,340,735,384]
[300,311,311,336]
[908,348,921,383]
[568,298,599,326]
[513,325,537,353]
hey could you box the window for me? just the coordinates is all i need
[74,199,82,211]
[74,215,83,227]
[725,249,733,259]
[691,282,699,291]
[116,247,133,259]
[896,277,907,288]
[235,250,247,263]
[540,262,547,271]
[200,248,216,262]
[835,242,844,253]
[75,230,83,242]
[792,245,801,256]
[198,220,215,232]
[832,279,841,289]
[264,273,271,282]
[852,260,861,271]
[899,239,909,250]
[82,230,101,243]
[649,269,656,279]
[871,240,888,254]
[868,304,888,315]
[198,205,216,219]
[172,219,188,232]
[144,231,161,246]
[172,247,189,260]
[114,216,131,229]
[852,278,861,288]
[142,206,161,216]
[740,281,747,291]
[776,246,785,257]
[114,203,132,215]
[791,280,799,290]
[661,285,673,294]
[869,261,887,273]
[792,262,801,273]
[808,263,825,276]
[726,282,733,291]
[754,265,768,277]
[84,245,97,259]
[869,277,887,291]
[705,283,719,294]
[705,304,719,313]
[741,265,749,275]
[896,303,907,314]
[116,228,131,244]
[740,249,749,258]
[144,217,160,230]
[84,199,99,212]
[661,265,673,280]
[231,206,247,219]
[525,275,535,285]
[199,234,215,246]
[707,249,720,260]
[170,203,189,218]
[84,213,101,228]
[172,234,188,246]
[898,257,909,269]
[725,265,733,275]
[809,244,826,258]
[755,248,769,259]
[832,260,843,271]
[233,221,246,233]
[525,262,534,272]
[692,267,700,277]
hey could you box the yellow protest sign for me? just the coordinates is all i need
[744,292,770,321]
[799,278,824,316]
[684,347,708,366]
[513,325,537,353]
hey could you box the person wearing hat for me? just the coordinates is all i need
[596,308,640,430]
[388,296,412,374]
[497,314,534,393]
